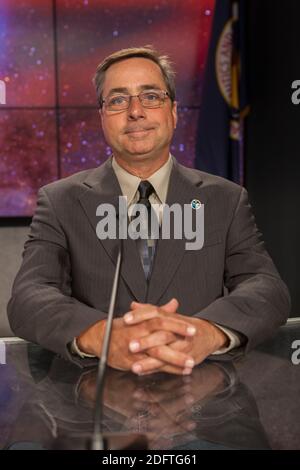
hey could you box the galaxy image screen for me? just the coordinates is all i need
[0,0,215,216]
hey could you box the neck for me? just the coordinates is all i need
[113,152,169,179]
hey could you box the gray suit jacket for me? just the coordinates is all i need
[7,157,290,366]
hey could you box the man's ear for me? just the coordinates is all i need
[172,100,178,129]
[99,108,104,124]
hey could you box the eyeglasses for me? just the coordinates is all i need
[101,90,169,112]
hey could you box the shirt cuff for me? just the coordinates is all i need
[70,338,97,358]
[211,323,241,354]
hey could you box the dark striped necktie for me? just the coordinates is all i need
[135,180,158,281]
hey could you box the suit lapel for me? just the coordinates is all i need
[147,159,204,305]
[78,158,148,302]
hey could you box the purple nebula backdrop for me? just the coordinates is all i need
[0,0,215,216]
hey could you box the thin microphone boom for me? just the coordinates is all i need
[91,240,123,450]
[89,207,147,451]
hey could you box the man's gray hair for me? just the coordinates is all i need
[93,46,176,108]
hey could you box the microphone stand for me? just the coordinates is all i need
[91,243,122,450]
[90,210,148,451]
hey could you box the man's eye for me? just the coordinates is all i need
[109,95,127,106]
[144,92,160,101]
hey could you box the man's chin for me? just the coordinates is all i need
[113,142,168,161]
[124,146,156,158]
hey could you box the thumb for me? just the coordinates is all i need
[130,301,149,310]
[160,298,179,313]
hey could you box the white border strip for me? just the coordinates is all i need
[0,341,6,364]
[0,337,27,343]
[287,317,300,325]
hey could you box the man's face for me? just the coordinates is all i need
[100,57,177,163]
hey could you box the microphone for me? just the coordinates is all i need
[90,202,148,450]
[91,236,123,450]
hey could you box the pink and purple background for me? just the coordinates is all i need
[0,0,215,216]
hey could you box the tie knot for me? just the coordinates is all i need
[138,181,155,201]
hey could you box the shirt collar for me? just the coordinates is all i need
[112,154,173,205]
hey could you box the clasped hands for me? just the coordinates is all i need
[77,298,228,376]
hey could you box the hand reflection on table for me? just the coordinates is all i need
[75,362,253,449]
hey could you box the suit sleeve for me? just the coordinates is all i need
[7,187,103,367]
[195,186,291,355]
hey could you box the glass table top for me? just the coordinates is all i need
[0,320,300,450]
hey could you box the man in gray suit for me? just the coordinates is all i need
[8,47,290,376]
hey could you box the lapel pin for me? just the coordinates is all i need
[191,199,202,210]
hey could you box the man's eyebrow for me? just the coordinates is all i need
[106,84,163,96]
[106,87,129,96]
[139,84,162,91]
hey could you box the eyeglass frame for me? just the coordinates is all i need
[100,89,170,112]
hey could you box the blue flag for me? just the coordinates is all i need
[195,0,249,184]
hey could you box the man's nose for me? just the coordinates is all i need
[127,96,146,120]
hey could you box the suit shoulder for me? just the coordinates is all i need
[41,168,93,192]
[38,168,98,206]
[178,163,243,195]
